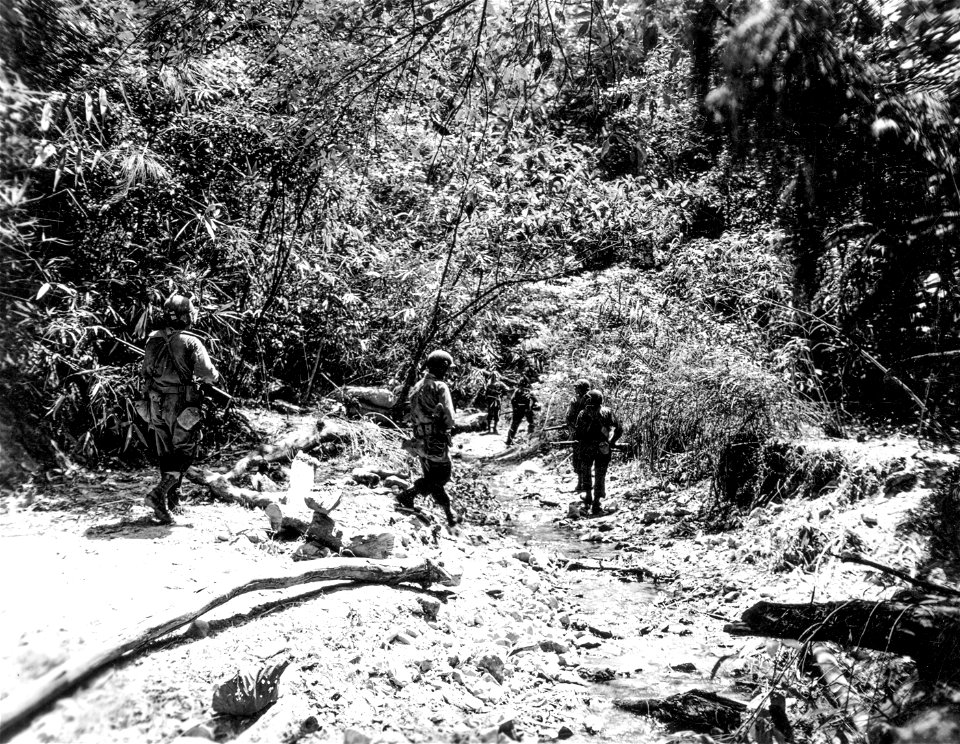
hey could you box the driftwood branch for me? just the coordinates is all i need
[0,558,456,738]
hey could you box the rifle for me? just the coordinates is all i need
[549,440,631,451]
[102,329,233,408]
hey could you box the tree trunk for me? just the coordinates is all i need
[0,558,457,739]
[726,599,960,681]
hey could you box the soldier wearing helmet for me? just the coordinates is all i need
[505,377,539,446]
[574,389,622,515]
[565,378,591,493]
[140,292,220,524]
[397,349,461,526]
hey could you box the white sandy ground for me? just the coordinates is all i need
[0,426,953,743]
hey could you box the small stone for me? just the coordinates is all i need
[343,729,372,744]
[584,715,603,734]
[513,550,532,564]
[723,591,740,603]
[477,654,506,684]
[587,624,614,639]
[215,533,230,542]
[189,619,210,638]
[861,514,879,527]
[387,662,413,688]
[557,726,574,739]
[386,628,414,645]
[574,637,600,649]
[417,596,441,622]
[641,510,660,525]
[671,662,698,674]
[539,639,570,654]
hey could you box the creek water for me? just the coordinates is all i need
[479,450,734,742]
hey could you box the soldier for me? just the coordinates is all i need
[565,379,591,492]
[506,380,538,446]
[483,375,505,434]
[574,390,622,515]
[397,350,460,526]
[141,293,220,524]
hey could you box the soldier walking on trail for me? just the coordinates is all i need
[483,375,505,434]
[566,379,591,492]
[574,390,622,515]
[397,350,461,526]
[141,293,220,524]
[506,380,538,446]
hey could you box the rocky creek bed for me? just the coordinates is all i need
[0,416,954,744]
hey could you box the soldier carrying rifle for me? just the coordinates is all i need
[574,389,622,515]
[140,293,221,524]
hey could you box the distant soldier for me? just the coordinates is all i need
[483,375,506,434]
[574,390,622,515]
[506,380,539,446]
[141,293,220,524]
[397,350,460,526]
[565,378,591,492]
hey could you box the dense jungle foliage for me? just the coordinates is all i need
[1,0,959,476]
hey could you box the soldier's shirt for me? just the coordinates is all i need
[575,405,621,443]
[143,329,219,393]
[409,373,456,431]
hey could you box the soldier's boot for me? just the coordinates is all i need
[397,488,416,510]
[145,474,177,524]
[591,495,603,515]
[167,484,183,515]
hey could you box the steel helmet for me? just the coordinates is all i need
[585,389,603,406]
[574,378,590,393]
[163,293,198,327]
[425,349,454,375]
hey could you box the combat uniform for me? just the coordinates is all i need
[142,328,219,520]
[506,386,538,446]
[398,371,458,525]
[484,380,505,434]
[574,402,622,514]
[566,390,589,491]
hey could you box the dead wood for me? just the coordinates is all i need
[726,599,960,681]
[562,558,654,580]
[615,689,746,732]
[303,512,394,558]
[838,552,960,599]
[0,558,455,738]
[222,418,354,481]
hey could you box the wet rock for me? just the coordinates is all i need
[861,513,879,527]
[641,510,660,525]
[540,639,570,654]
[574,637,600,650]
[557,726,574,739]
[671,662,698,674]
[477,654,506,683]
[513,550,532,564]
[884,469,918,496]
[416,596,441,622]
[587,624,614,639]
[567,501,584,519]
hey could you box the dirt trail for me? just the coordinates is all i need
[0,422,952,743]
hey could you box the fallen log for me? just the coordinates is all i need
[726,599,960,680]
[223,418,355,481]
[0,558,456,739]
[615,689,746,732]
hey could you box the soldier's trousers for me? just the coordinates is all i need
[507,407,534,440]
[401,458,454,520]
[580,446,611,506]
[148,390,203,475]
[571,442,584,489]
[486,402,500,431]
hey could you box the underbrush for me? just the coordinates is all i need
[531,269,820,502]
